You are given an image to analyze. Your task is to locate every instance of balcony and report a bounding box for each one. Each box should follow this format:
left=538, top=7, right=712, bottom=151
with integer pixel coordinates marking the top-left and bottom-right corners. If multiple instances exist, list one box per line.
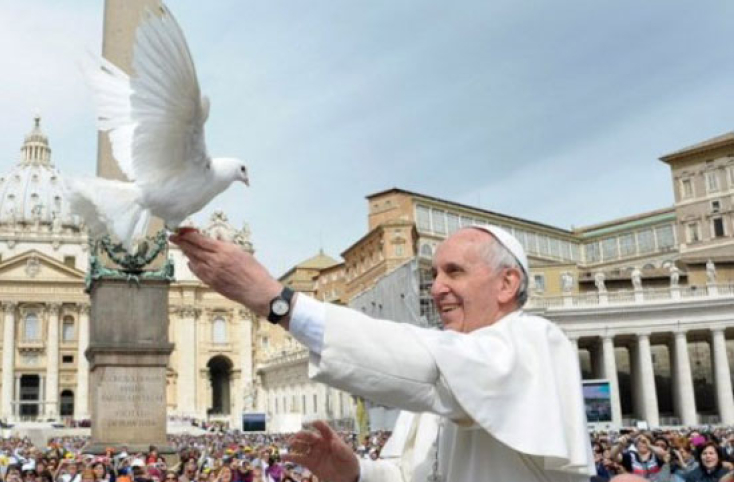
left=527, top=283, right=734, bottom=311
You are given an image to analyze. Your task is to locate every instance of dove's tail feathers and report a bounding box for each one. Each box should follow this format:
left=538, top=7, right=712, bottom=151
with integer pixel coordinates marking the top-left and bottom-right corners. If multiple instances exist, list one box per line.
left=131, top=208, right=152, bottom=246
left=80, top=52, right=136, bottom=181
left=66, top=177, right=145, bottom=251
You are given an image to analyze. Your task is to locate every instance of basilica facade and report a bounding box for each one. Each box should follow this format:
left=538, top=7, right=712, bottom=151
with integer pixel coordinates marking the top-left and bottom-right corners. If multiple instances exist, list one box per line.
left=0, top=118, right=295, bottom=428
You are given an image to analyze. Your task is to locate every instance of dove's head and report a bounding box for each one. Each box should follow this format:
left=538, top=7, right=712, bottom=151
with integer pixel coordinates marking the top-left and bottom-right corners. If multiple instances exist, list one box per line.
left=215, top=157, right=249, bottom=186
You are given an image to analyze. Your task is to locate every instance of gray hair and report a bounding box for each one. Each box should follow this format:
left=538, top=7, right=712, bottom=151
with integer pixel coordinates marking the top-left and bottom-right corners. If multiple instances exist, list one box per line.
left=478, top=236, right=529, bottom=307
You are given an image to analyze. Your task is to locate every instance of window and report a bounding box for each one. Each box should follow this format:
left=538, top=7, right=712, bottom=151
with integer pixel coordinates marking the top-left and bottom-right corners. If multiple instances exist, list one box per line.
left=525, top=232, right=537, bottom=254
left=549, top=237, right=561, bottom=258
left=686, top=223, right=701, bottom=243
left=63, top=256, right=75, bottom=268
left=538, top=236, right=550, bottom=256
left=533, top=275, right=545, bottom=292
left=706, top=171, right=719, bottom=193
left=420, top=244, right=432, bottom=258
left=680, top=178, right=693, bottom=198
left=302, top=395, right=306, bottom=414
left=60, top=390, right=74, bottom=417
left=712, top=200, right=721, bottom=213
left=62, top=316, right=75, bottom=342
left=24, top=313, right=40, bottom=341
left=619, top=233, right=636, bottom=257
left=713, top=218, right=725, bottom=238
left=446, top=213, right=459, bottom=234
left=585, top=242, right=600, bottom=263
left=602, top=237, right=618, bottom=261
left=212, top=317, right=227, bottom=344
left=313, top=394, right=318, bottom=413
left=275, top=398, right=279, bottom=414
left=395, top=244, right=404, bottom=257
left=655, top=225, right=675, bottom=249
left=62, top=355, right=74, bottom=364
left=416, top=205, right=431, bottom=231
left=637, top=229, right=655, bottom=254
left=729, top=166, right=734, bottom=187
left=431, top=209, right=447, bottom=235
left=570, top=244, right=581, bottom=262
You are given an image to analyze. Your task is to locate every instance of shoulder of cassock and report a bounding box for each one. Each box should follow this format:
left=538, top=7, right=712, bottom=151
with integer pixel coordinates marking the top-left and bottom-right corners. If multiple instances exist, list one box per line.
left=407, top=310, right=595, bottom=476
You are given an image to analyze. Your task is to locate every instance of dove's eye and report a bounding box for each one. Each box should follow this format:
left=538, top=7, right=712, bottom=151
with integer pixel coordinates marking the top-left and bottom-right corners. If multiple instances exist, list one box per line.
left=240, top=166, right=246, bottom=173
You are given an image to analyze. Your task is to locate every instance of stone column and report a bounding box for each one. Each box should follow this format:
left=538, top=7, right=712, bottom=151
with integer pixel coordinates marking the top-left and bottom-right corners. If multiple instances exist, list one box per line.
left=601, top=335, right=623, bottom=427
left=14, top=374, right=20, bottom=418
left=176, top=306, right=199, bottom=417
left=1, top=302, right=16, bottom=419
left=636, top=333, right=660, bottom=427
left=75, top=303, right=91, bottom=420
left=45, top=303, right=61, bottom=418
left=672, top=331, right=697, bottom=426
left=711, top=328, right=734, bottom=424
left=568, top=335, right=580, bottom=371
left=39, top=374, right=45, bottom=417
left=231, top=369, right=242, bottom=428
left=239, top=309, right=254, bottom=411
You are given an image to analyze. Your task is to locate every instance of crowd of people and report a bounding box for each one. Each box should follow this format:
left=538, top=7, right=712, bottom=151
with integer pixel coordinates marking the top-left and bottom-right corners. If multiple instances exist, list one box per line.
left=0, top=429, right=393, bottom=482
left=0, top=427, right=732, bottom=481
left=591, top=427, right=734, bottom=481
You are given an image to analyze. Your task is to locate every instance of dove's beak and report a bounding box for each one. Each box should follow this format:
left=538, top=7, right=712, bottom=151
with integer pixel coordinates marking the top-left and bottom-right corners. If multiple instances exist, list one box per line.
left=243, top=176, right=250, bottom=187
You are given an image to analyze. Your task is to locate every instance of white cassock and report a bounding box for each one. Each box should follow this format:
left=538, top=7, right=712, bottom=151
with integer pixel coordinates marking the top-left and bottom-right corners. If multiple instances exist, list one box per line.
left=290, top=297, right=595, bottom=482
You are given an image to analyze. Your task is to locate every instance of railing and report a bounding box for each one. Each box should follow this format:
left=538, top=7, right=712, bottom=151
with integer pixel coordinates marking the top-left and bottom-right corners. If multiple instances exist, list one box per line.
left=527, top=283, right=734, bottom=310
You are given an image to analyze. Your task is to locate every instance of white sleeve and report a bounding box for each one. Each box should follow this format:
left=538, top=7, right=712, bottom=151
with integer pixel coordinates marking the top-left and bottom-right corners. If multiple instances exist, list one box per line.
left=288, top=294, right=325, bottom=355
left=358, top=458, right=404, bottom=482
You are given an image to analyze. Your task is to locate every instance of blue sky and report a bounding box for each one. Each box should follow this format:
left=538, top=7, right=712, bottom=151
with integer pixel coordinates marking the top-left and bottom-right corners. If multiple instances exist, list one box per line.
left=1, top=1, right=734, bottom=276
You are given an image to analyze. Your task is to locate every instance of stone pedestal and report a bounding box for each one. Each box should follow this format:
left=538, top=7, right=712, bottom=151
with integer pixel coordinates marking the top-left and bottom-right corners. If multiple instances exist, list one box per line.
left=85, top=279, right=175, bottom=454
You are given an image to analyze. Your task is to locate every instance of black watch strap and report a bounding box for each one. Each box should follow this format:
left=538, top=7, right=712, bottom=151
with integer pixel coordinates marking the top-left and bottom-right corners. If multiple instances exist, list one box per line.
left=267, top=286, right=295, bottom=324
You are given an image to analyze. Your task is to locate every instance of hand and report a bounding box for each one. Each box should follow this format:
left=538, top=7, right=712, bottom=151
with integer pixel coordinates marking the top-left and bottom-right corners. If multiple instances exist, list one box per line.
left=282, top=421, right=360, bottom=482
left=170, top=232, right=282, bottom=317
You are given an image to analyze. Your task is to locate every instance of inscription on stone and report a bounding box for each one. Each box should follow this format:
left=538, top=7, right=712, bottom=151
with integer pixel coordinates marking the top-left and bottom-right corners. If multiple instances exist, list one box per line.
left=94, top=367, right=166, bottom=436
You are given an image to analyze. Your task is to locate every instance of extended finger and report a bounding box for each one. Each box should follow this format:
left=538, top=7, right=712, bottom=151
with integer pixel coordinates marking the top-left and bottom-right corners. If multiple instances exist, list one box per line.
left=310, top=421, right=335, bottom=443
left=172, top=231, right=220, bottom=253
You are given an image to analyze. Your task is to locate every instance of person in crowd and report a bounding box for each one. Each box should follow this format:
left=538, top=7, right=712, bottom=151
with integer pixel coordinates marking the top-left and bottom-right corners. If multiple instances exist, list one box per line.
left=610, top=432, right=670, bottom=479
left=683, top=442, right=729, bottom=482
left=172, top=224, right=594, bottom=482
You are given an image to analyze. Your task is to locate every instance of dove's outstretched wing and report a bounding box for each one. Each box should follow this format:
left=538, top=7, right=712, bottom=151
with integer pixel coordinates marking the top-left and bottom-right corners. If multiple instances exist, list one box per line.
left=86, top=4, right=210, bottom=188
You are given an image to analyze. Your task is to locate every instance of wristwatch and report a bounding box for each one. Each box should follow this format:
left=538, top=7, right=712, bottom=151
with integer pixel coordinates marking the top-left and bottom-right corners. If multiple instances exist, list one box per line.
left=267, top=286, right=295, bottom=324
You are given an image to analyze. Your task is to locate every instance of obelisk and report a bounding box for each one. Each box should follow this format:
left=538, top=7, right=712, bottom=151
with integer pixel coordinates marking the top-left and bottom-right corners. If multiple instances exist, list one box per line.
left=85, top=0, right=174, bottom=455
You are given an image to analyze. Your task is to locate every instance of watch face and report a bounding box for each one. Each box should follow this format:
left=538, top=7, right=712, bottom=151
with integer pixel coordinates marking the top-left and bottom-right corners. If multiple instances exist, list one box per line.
left=272, top=299, right=289, bottom=316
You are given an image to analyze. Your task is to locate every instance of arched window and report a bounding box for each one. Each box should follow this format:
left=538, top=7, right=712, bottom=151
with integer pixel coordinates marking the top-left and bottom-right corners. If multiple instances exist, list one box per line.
left=62, top=316, right=75, bottom=342
left=420, top=244, right=433, bottom=258
left=212, top=317, right=227, bottom=344
left=24, top=313, right=40, bottom=341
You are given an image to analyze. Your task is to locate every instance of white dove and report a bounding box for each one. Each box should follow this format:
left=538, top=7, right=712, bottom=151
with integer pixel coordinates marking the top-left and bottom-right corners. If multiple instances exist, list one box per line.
left=67, top=3, right=249, bottom=250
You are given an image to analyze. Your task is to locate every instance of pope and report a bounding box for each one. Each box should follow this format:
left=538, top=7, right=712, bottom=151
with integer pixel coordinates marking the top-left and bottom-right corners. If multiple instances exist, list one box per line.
left=171, top=225, right=595, bottom=482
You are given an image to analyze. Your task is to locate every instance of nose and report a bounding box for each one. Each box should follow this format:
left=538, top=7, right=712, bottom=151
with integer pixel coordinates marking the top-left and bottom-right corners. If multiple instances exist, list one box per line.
left=430, top=274, right=448, bottom=299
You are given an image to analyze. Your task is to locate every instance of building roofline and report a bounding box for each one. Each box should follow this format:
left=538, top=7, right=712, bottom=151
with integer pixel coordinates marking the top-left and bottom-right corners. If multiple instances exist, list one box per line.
left=366, top=187, right=573, bottom=235
left=575, top=207, right=676, bottom=236
left=659, top=132, right=734, bottom=163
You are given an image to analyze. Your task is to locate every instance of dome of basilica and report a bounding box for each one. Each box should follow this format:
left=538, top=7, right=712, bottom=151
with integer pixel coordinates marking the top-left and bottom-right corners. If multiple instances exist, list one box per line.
left=0, top=117, right=77, bottom=230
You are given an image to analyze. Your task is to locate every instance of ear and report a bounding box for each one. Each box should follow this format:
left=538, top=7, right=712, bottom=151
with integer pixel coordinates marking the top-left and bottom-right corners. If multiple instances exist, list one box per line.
left=497, top=268, right=522, bottom=305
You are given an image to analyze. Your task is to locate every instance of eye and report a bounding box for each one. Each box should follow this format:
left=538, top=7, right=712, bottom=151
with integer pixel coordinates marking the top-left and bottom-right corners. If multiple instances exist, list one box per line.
left=240, top=166, right=246, bottom=173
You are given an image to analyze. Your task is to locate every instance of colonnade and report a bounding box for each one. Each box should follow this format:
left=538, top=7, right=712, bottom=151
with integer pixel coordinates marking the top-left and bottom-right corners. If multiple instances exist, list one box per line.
left=573, top=327, right=734, bottom=427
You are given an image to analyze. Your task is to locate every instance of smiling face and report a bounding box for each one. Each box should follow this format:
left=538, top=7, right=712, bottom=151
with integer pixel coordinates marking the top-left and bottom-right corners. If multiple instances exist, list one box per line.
left=701, top=445, right=719, bottom=469
left=431, top=228, right=521, bottom=333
